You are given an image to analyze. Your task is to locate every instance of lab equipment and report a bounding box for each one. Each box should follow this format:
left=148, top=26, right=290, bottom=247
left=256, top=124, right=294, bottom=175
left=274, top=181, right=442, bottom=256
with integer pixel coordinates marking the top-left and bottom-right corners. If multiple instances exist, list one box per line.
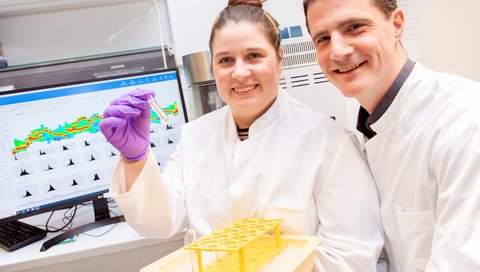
left=0, top=68, right=188, bottom=251
left=0, top=42, right=7, bottom=68
left=148, top=96, right=169, bottom=122
left=0, top=221, right=47, bottom=251
left=141, top=218, right=322, bottom=272
left=182, top=51, right=225, bottom=119
left=185, top=218, right=285, bottom=272
left=184, top=228, right=199, bottom=272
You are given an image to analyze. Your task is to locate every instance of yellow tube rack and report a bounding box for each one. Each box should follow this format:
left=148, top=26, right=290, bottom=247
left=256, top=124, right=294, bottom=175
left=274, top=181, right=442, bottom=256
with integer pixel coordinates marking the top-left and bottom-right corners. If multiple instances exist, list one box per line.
left=184, top=218, right=286, bottom=272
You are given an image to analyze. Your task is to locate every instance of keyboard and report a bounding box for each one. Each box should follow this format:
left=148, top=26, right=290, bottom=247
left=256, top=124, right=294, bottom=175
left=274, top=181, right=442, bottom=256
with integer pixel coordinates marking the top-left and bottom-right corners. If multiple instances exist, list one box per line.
left=0, top=221, right=47, bottom=251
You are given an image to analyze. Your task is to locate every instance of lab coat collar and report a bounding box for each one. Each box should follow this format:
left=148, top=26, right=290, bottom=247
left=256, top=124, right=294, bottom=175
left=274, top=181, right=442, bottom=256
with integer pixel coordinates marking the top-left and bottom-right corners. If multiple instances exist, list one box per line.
left=369, top=61, right=428, bottom=135
left=226, top=88, right=286, bottom=141
left=356, top=59, right=416, bottom=139
left=250, top=89, right=285, bottom=135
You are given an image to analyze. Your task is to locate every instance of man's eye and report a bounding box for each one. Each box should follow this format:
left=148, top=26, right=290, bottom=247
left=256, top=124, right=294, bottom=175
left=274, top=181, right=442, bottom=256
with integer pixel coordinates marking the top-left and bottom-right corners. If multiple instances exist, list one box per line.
left=316, top=36, right=330, bottom=45
left=348, top=23, right=363, bottom=31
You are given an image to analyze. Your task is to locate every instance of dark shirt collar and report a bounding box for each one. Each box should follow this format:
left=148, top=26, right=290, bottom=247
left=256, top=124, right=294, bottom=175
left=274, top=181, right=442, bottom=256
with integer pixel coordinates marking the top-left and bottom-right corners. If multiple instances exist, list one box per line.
left=356, top=59, right=416, bottom=139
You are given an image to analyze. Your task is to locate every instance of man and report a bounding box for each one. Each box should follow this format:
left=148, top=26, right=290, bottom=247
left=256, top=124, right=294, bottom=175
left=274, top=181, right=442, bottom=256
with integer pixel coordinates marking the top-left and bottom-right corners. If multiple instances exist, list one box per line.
left=303, top=0, right=480, bottom=271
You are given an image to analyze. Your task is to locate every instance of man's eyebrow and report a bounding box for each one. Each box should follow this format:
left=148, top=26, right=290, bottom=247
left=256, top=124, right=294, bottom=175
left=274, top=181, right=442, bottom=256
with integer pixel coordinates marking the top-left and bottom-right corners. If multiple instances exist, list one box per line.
left=311, top=17, right=370, bottom=41
left=311, top=30, right=328, bottom=42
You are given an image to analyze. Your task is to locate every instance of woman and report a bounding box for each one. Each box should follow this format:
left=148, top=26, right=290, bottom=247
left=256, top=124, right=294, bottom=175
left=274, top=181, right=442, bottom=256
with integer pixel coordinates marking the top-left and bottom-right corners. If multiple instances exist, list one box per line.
left=100, top=0, right=383, bottom=270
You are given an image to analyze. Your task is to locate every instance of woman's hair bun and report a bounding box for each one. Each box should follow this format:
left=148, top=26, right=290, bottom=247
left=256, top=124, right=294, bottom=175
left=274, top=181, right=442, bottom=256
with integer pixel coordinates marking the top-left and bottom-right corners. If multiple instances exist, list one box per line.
left=228, top=0, right=264, bottom=8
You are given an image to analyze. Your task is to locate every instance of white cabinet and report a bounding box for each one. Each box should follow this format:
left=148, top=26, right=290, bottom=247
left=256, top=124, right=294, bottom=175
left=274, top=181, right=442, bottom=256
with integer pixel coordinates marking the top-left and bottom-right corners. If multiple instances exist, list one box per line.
left=0, top=0, right=171, bottom=67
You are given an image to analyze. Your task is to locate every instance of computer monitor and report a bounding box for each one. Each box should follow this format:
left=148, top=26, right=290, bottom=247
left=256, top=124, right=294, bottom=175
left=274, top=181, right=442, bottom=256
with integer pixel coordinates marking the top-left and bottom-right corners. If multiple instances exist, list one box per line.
left=0, top=68, right=188, bottom=249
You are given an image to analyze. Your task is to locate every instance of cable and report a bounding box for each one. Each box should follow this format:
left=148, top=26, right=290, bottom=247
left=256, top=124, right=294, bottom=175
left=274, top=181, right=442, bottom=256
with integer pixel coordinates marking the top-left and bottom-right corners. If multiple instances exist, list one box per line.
left=38, top=199, right=121, bottom=239
left=80, top=209, right=120, bottom=238
left=42, top=205, right=77, bottom=233
left=153, top=0, right=168, bottom=68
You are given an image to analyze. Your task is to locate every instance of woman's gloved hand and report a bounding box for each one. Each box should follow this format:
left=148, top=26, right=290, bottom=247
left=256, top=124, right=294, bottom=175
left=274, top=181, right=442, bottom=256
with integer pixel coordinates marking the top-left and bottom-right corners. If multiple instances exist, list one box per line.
left=100, top=89, right=154, bottom=161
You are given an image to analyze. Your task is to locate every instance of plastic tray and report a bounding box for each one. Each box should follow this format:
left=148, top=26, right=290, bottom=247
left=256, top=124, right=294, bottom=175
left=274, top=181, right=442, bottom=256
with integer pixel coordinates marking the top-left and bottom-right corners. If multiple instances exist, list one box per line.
left=140, top=234, right=321, bottom=272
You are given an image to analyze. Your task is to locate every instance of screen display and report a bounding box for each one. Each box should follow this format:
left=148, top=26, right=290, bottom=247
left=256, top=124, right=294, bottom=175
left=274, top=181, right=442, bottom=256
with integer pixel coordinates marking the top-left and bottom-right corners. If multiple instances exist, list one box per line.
left=0, top=68, right=187, bottom=222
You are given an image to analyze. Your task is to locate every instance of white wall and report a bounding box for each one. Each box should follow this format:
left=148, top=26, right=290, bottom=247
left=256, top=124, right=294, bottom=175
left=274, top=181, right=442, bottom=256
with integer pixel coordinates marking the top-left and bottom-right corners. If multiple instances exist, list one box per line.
left=418, top=0, right=480, bottom=82
left=165, top=0, right=223, bottom=65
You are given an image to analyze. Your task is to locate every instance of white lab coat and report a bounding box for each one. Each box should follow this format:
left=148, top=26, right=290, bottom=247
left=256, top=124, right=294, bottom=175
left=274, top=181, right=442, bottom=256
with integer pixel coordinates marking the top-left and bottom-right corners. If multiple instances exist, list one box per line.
left=109, top=90, right=383, bottom=271
left=364, top=63, right=480, bottom=271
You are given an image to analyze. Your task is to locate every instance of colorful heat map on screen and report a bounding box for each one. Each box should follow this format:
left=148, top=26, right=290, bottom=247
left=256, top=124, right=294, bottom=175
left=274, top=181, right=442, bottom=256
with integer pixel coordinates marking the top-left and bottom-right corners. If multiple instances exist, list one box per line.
left=11, top=102, right=179, bottom=155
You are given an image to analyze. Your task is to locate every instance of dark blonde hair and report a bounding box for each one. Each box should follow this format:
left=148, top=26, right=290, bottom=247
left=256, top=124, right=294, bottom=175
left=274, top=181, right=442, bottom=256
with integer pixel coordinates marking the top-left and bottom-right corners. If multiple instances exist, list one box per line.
left=209, top=0, right=281, bottom=55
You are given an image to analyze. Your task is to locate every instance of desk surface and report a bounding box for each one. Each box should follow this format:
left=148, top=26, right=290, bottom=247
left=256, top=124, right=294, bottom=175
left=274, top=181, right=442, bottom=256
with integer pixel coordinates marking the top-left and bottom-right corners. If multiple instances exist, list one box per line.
left=0, top=222, right=184, bottom=272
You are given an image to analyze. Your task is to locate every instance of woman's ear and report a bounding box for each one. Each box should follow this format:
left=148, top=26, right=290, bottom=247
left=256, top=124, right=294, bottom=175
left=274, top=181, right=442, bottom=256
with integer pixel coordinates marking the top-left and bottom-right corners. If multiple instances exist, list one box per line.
left=278, top=46, right=284, bottom=60
left=278, top=47, right=284, bottom=72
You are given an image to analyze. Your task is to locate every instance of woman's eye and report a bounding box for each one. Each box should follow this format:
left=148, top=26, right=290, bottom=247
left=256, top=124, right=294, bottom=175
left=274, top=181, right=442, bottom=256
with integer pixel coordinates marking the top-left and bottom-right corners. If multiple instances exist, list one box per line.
left=249, top=53, right=261, bottom=59
left=219, top=57, right=233, bottom=64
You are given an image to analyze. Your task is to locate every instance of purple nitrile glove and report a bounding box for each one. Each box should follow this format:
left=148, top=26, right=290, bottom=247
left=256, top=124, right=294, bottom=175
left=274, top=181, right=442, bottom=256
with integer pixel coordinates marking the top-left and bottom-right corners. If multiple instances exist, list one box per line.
left=100, top=89, right=155, bottom=161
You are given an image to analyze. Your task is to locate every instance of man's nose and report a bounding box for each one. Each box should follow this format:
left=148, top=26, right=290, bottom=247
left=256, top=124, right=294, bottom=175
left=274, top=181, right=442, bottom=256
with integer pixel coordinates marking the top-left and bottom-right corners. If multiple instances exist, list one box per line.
left=330, top=33, right=353, bottom=61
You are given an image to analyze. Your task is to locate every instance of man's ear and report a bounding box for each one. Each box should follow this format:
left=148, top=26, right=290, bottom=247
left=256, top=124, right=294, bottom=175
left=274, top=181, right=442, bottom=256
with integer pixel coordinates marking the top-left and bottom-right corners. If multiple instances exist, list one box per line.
left=392, top=8, right=405, bottom=41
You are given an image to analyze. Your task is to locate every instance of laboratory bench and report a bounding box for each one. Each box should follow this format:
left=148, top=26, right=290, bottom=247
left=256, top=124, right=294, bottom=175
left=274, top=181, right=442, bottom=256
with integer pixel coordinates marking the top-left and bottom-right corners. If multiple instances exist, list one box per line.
left=0, top=218, right=184, bottom=272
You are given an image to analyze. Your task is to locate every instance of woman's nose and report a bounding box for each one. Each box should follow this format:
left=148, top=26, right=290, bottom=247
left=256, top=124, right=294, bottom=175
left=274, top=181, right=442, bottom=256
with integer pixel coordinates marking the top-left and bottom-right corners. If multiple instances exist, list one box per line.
left=232, top=61, right=251, bottom=79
